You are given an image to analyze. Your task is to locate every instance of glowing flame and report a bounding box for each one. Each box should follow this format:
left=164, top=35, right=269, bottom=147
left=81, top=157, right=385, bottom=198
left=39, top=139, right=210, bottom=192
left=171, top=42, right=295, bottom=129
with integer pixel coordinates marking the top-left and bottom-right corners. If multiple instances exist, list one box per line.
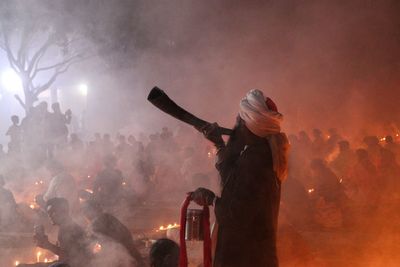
left=207, top=152, right=212, bottom=158
left=339, top=178, right=343, bottom=183
left=37, top=251, right=42, bottom=262
left=93, top=242, right=102, bottom=254
left=85, top=189, right=93, bottom=194
left=380, top=137, right=386, bottom=142
left=35, top=180, right=44, bottom=186
left=44, top=258, right=48, bottom=263
left=29, top=203, right=36, bottom=209
left=157, top=223, right=180, bottom=231
left=308, top=188, right=315, bottom=194
left=15, top=260, right=20, bottom=266
left=122, top=182, right=126, bottom=186
left=87, top=175, right=91, bottom=178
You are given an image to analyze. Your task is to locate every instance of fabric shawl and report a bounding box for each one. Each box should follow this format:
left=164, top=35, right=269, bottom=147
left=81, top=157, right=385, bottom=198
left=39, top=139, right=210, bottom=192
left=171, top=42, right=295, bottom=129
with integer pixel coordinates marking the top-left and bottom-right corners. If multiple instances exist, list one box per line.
left=239, top=89, right=290, bottom=181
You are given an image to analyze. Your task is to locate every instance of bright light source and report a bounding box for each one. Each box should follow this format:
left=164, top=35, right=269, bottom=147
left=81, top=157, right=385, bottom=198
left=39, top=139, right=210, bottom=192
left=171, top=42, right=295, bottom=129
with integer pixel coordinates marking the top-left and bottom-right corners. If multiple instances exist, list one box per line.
left=1, top=69, right=22, bottom=93
left=79, top=83, right=88, bottom=96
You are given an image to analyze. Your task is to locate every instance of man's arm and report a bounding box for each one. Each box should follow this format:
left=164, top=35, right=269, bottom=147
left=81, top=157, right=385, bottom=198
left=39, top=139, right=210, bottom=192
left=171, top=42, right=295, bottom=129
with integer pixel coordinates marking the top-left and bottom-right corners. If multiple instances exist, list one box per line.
left=34, top=234, right=65, bottom=258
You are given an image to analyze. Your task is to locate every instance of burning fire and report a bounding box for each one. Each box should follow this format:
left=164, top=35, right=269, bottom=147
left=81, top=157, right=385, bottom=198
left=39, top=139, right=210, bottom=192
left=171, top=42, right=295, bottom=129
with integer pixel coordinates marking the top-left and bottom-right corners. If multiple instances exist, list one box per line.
left=85, top=189, right=93, bottom=194
left=308, top=188, right=315, bottom=194
left=15, top=260, right=19, bottom=266
left=157, top=223, right=180, bottom=232
left=122, top=181, right=126, bottom=186
left=93, top=242, right=102, bottom=254
left=36, top=251, right=42, bottom=262
left=35, top=180, right=44, bottom=186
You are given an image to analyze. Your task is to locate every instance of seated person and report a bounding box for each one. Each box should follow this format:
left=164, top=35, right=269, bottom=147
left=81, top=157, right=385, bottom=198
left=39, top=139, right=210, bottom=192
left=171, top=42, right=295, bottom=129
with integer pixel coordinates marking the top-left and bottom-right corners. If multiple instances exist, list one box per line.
left=19, top=198, right=91, bottom=267
left=81, top=200, right=144, bottom=265
left=150, top=238, right=179, bottom=267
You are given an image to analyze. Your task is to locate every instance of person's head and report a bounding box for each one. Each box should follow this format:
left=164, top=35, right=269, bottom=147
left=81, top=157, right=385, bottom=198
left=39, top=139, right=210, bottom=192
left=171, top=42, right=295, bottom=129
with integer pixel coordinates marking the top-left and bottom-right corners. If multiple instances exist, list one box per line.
left=385, top=135, right=394, bottom=144
left=150, top=238, right=179, bottom=267
left=338, top=140, right=350, bottom=152
left=298, top=131, right=309, bottom=141
left=81, top=199, right=102, bottom=221
left=312, top=129, right=322, bottom=139
left=11, top=115, right=19, bottom=125
left=103, top=133, right=111, bottom=141
left=236, top=89, right=281, bottom=143
left=46, top=198, right=70, bottom=226
left=38, top=101, right=48, bottom=113
left=51, top=102, right=61, bottom=113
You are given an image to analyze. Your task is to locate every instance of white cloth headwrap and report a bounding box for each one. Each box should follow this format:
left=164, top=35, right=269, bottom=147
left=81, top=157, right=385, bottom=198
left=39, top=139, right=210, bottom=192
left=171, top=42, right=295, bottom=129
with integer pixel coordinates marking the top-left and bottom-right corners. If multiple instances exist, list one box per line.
left=239, top=89, right=290, bottom=181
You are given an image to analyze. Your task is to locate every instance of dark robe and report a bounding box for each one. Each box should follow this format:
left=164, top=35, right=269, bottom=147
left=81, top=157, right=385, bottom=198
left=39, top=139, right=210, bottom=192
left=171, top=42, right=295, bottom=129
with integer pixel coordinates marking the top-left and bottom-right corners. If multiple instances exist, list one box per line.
left=90, top=213, right=144, bottom=265
left=214, top=138, right=280, bottom=267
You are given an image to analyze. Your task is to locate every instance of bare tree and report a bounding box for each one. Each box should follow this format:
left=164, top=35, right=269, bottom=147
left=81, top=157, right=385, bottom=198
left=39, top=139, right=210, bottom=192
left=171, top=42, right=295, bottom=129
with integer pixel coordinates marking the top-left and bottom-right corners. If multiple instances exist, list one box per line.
left=0, top=1, right=89, bottom=112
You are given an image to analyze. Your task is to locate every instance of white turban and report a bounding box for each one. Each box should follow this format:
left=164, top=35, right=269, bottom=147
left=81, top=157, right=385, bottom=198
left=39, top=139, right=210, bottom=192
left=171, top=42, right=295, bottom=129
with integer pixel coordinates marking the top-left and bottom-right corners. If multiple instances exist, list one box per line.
left=239, top=89, right=290, bottom=181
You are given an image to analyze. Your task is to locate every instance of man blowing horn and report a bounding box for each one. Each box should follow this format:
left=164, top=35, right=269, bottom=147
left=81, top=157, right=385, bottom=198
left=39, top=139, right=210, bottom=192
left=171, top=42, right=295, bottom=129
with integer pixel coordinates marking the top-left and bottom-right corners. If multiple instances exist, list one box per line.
left=191, top=89, right=290, bottom=267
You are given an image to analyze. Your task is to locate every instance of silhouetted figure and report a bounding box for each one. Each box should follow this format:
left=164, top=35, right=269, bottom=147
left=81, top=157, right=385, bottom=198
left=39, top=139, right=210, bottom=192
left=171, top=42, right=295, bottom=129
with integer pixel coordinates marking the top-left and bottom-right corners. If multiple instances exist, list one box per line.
left=326, top=128, right=342, bottom=155
left=0, top=174, right=18, bottom=229
left=69, top=133, right=84, bottom=152
left=102, top=133, right=114, bottom=156
left=191, top=90, right=289, bottom=267
left=6, top=115, right=22, bottom=154
left=81, top=200, right=145, bottom=266
left=330, top=140, right=355, bottom=178
left=310, top=159, right=345, bottom=228
left=21, top=198, right=91, bottom=267
left=378, top=148, right=400, bottom=201
left=43, top=161, right=78, bottom=212
left=311, top=128, right=326, bottom=158
left=363, top=136, right=382, bottom=165
left=384, top=135, right=400, bottom=157
left=150, top=238, right=179, bottom=267
left=93, top=155, right=124, bottom=209
left=348, top=149, right=378, bottom=205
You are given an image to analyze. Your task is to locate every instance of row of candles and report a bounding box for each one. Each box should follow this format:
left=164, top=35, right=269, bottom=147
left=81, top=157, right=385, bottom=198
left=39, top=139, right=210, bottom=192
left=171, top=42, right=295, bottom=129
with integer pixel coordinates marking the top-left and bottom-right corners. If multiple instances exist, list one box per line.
left=15, top=250, right=57, bottom=266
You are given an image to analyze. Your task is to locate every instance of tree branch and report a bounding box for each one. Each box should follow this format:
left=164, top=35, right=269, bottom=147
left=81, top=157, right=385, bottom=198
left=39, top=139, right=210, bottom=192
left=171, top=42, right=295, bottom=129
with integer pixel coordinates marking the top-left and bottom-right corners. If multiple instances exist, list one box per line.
left=14, top=94, right=27, bottom=111
left=33, top=61, right=76, bottom=97
left=35, top=53, right=82, bottom=72
left=1, top=26, right=22, bottom=73
left=27, top=37, right=53, bottom=75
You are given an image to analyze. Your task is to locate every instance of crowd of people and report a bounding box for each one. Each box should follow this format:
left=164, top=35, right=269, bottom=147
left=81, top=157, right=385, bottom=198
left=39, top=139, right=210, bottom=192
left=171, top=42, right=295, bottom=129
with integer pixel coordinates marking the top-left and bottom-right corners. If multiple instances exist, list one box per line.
left=0, top=102, right=216, bottom=267
left=1, top=101, right=400, bottom=266
left=283, top=129, right=400, bottom=230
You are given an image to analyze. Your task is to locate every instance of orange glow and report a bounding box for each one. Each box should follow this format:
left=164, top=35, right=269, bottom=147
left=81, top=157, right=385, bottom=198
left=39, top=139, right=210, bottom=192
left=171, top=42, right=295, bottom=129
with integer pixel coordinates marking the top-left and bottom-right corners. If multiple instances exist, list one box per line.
left=93, top=242, right=102, bottom=254
left=157, top=223, right=180, bottom=231
left=308, top=188, right=315, bottom=194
